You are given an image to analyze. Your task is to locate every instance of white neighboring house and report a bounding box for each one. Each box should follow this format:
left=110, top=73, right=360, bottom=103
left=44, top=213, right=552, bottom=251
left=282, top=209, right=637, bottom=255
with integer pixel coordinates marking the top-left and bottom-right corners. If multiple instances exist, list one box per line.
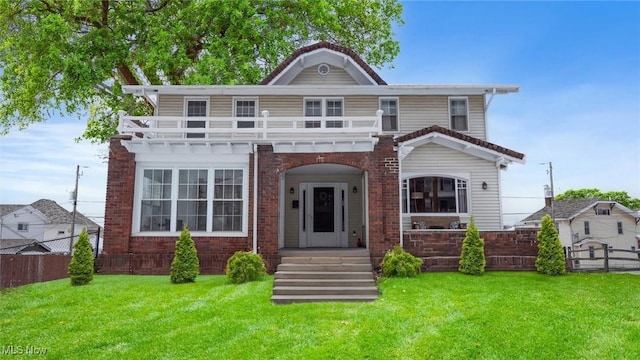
left=0, top=199, right=101, bottom=255
left=522, top=198, right=640, bottom=269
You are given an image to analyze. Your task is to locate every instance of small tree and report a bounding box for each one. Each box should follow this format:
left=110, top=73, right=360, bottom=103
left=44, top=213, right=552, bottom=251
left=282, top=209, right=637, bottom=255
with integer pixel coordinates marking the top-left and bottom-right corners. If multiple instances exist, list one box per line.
left=170, top=227, right=200, bottom=284
left=68, top=228, right=94, bottom=285
left=536, top=214, right=566, bottom=275
left=458, top=217, right=485, bottom=275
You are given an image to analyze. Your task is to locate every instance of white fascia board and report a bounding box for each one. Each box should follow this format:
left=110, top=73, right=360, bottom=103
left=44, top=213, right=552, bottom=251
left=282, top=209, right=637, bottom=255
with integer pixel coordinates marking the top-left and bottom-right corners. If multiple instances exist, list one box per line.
left=122, top=84, right=520, bottom=97
left=402, top=133, right=525, bottom=165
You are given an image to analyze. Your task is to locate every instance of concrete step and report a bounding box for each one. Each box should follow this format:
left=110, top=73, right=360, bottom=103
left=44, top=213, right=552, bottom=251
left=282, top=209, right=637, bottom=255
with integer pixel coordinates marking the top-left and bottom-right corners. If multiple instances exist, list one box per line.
left=278, top=249, right=370, bottom=257
left=277, top=263, right=372, bottom=272
left=274, top=271, right=375, bottom=280
left=274, top=278, right=376, bottom=287
left=271, top=294, right=378, bottom=304
left=272, top=286, right=379, bottom=296
left=280, top=256, right=372, bottom=264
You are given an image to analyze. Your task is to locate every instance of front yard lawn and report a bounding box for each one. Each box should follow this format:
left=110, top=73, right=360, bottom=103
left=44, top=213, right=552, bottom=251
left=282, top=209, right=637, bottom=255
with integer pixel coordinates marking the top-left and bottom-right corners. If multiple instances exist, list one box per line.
left=1, top=272, right=639, bottom=359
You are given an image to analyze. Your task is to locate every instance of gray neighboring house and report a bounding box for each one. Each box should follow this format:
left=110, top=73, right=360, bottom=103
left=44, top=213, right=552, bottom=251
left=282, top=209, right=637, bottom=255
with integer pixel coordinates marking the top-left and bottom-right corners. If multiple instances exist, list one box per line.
left=522, top=198, right=640, bottom=269
left=0, top=199, right=101, bottom=254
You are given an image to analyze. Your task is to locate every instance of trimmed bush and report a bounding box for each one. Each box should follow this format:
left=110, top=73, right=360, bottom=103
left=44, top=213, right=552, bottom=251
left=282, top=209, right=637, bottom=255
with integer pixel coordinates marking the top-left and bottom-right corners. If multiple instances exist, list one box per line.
left=380, top=245, right=423, bottom=277
left=68, top=228, right=94, bottom=286
left=170, top=227, right=200, bottom=284
left=536, top=214, right=566, bottom=275
left=226, top=251, right=267, bottom=284
left=459, top=217, right=486, bottom=275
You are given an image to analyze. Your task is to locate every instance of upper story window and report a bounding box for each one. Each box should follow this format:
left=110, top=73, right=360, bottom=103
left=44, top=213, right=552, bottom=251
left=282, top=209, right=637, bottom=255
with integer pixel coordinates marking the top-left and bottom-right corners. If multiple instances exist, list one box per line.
left=595, top=208, right=610, bottom=216
left=402, top=176, right=468, bottom=214
left=138, top=167, right=246, bottom=234
left=380, top=98, right=398, bottom=131
left=584, top=221, right=590, bottom=235
left=234, top=98, right=257, bottom=128
left=449, top=97, right=468, bottom=131
left=17, top=223, right=28, bottom=231
left=184, top=97, right=209, bottom=138
left=617, top=222, right=623, bottom=234
left=304, top=98, right=343, bottom=128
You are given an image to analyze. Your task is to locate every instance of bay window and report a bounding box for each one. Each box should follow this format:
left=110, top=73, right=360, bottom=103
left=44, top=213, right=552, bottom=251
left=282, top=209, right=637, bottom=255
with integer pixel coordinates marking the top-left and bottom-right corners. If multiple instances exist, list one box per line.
left=402, top=176, right=469, bottom=214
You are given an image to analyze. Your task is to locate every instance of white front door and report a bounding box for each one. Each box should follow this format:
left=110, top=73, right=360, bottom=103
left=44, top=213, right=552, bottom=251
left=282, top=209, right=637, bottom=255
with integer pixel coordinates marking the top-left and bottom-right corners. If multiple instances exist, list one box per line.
left=299, top=183, right=348, bottom=248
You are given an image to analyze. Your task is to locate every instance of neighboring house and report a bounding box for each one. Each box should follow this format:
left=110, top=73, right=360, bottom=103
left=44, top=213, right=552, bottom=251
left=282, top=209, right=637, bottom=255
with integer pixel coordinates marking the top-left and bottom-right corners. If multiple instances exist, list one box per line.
left=522, top=198, right=640, bottom=269
left=102, top=42, right=525, bottom=273
left=0, top=199, right=100, bottom=254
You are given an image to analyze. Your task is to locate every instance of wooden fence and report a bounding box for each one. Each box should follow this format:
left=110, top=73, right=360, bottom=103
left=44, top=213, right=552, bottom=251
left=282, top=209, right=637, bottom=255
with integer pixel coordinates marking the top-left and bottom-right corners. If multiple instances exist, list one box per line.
left=0, top=254, right=71, bottom=288
left=566, top=244, right=640, bottom=272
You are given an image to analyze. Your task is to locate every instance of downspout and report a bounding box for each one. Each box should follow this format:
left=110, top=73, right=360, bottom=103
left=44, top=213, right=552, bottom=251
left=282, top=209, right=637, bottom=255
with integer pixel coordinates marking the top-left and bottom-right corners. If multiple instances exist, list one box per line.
left=398, top=144, right=404, bottom=247
left=253, top=144, right=258, bottom=254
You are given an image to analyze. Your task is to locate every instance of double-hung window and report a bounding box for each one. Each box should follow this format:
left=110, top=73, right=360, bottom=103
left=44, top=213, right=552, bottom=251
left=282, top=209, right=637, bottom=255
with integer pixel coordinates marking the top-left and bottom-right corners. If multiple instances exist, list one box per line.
left=304, top=98, right=343, bottom=128
left=185, top=97, right=209, bottom=138
left=449, top=97, right=468, bottom=131
left=137, top=166, right=246, bottom=234
left=380, top=98, right=398, bottom=131
left=17, top=223, right=29, bottom=231
left=234, top=98, right=256, bottom=128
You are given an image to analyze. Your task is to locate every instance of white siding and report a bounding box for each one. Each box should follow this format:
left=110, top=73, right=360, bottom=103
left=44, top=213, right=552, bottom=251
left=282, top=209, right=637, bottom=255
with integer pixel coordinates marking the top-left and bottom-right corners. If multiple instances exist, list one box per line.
left=401, top=143, right=501, bottom=230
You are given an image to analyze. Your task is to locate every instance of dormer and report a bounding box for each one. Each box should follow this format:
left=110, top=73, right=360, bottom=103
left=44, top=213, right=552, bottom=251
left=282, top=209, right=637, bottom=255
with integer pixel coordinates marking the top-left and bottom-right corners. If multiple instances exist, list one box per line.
left=260, top=41, right=387, bottom=86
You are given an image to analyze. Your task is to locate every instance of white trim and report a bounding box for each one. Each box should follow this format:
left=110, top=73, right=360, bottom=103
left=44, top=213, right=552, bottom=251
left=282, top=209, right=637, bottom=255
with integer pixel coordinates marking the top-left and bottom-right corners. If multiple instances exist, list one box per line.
left=303, top=97, right=345, bottom=117
left=448, top=96, right=469, bottom=132
left=379, top=97, right=399, bottom=133
left=400, top=174, right=471, bottom=216
left=232, top=96, right=259, bottom=117
left=184, top=96, right=210, bottom=138
left=124, top=84, right=520, bottom=97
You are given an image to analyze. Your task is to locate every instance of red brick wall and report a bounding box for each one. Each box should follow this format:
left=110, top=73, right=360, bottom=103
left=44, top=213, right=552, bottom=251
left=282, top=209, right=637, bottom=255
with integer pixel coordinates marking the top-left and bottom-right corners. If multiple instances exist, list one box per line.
left=399, top=229, right=539, bottom=271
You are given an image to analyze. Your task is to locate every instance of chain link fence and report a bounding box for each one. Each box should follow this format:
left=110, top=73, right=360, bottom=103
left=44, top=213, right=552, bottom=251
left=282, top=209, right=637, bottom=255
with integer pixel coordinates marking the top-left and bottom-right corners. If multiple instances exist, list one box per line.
left=0, top=229, right=101, bottom=257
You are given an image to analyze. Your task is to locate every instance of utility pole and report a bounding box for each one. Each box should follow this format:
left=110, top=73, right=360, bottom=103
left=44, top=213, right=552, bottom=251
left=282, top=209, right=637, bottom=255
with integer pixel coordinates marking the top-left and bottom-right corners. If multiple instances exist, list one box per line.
left=69, top=165, right=88, bottom=252
left=545, top=162, right=555, bottom=222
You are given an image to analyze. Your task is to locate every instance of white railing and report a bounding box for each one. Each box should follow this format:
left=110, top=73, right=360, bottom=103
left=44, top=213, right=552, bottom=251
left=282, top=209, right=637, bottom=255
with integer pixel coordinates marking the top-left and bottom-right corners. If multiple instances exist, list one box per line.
left=117, top=110, right=384, bottom=140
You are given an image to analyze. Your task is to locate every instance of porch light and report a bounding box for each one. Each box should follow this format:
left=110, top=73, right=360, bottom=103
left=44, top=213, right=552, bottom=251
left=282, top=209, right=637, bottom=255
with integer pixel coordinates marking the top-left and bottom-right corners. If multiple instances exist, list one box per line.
left=352, top=186, right=358, bottom=193
left=289, top=187, right=295, bottom=194
left=482, top=181, right=488, bottom=190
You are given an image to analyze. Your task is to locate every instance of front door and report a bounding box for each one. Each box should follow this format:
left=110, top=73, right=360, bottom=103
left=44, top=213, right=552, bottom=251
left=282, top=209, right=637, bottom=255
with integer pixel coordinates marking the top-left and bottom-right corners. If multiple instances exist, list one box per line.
left=299, top=183, right=348, bottom=247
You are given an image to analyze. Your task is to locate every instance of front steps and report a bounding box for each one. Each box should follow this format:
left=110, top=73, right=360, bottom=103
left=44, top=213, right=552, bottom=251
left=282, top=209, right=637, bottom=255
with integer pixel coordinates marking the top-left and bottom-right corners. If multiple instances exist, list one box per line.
left=271, top=249, right=378, bottom=304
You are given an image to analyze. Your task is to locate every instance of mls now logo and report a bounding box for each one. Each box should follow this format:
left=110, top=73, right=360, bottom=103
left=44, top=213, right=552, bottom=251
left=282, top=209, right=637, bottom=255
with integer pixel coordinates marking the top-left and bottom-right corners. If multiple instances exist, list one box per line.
left=2, top=345, right=47, bottom=355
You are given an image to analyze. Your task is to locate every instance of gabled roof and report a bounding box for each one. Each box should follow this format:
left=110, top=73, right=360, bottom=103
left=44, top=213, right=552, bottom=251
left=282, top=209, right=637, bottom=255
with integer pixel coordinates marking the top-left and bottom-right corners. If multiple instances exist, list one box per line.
left=0, top=199, right=100, bottom=230
left=395, top=125, right=525, bottom=167
left=260, top=41, right=387, bottom=86
left=522, top=198, right=639, bottom=222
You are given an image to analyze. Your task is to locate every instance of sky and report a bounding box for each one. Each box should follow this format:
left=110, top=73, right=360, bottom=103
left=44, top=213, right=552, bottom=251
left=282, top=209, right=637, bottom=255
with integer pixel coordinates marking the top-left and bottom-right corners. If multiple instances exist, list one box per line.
left=0, top=1, right=639, bottom=227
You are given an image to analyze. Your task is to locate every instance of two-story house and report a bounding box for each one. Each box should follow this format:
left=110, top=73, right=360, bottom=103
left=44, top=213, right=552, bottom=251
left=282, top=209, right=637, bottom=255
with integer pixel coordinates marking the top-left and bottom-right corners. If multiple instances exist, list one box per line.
left=522, top=198, right=640, bottom=269
left=0, top=199, right=100, bottom=254
left=101, top=42, right=525, bottom=273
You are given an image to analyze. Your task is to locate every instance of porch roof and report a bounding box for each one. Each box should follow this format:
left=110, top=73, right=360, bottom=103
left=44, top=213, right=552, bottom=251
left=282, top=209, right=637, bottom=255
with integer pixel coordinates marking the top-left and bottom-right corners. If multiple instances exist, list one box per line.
left=396, top=125, right=525, bottom=168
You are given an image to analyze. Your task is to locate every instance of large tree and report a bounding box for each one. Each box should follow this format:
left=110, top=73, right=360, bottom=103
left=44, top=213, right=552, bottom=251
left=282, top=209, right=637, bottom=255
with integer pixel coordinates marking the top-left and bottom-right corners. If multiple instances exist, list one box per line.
left=0, top=0, right=403, bottom=143
left=556, top=188, right=640, bottom=211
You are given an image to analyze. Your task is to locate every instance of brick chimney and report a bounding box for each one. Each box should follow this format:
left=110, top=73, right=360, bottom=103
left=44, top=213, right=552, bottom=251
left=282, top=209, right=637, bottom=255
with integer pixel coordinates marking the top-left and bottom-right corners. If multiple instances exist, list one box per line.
left=544, top=185, right=553, bottom=207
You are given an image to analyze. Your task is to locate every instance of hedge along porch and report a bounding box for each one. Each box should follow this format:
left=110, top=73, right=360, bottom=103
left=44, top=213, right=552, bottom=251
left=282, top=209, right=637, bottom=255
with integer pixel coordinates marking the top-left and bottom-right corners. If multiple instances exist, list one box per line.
left=98, top=135, right=400, bottom=274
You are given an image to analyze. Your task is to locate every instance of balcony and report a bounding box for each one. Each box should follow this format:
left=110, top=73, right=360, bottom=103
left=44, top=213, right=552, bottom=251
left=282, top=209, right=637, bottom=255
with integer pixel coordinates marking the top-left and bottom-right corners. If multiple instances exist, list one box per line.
left=117, top=110, right=384, bottom=155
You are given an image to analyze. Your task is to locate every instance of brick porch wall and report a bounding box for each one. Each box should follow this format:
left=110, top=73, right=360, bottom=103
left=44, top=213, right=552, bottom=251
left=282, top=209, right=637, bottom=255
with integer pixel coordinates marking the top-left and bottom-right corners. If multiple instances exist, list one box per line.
left=397, top=229, right=539, bottom=271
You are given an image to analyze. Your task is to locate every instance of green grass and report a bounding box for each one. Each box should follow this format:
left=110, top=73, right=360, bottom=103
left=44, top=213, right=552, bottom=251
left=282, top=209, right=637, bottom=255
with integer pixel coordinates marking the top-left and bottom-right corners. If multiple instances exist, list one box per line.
left=1, top=272, right=639, bottom=359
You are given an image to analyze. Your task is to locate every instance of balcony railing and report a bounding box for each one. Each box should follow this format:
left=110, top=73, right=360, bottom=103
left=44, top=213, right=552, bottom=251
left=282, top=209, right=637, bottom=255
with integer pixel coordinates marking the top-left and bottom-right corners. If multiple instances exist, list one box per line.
left=118, top=110, right=384, bottom=141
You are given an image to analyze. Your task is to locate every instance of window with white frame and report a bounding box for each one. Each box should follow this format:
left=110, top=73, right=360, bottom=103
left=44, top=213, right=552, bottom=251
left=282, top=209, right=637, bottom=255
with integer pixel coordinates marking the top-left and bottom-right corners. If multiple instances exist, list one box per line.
left=449, top=97, right=468, bottom=131
left=137, top=167, right=246, bottom=233
left=584, top=221, right=590, bottom=235
left=185, top=97, right=209, bottom=138
left=17, top=223, right=28, bottom=231
left=234, top=98, right=256, bottom=128
left=304, top=98, right=343, bottom=128
left=380, top=98, right=398, bottom=131
left=402, top=176, right=468, bottom=214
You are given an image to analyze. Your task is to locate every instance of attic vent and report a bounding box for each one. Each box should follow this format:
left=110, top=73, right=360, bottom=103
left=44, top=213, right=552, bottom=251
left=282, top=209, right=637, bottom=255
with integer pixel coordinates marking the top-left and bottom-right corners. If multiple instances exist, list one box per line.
left=317, top=63, right=330, bottom=77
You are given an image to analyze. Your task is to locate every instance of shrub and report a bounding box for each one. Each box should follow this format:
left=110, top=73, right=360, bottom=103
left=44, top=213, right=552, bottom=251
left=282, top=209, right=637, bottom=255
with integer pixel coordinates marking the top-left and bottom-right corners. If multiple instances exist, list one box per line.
left=170, top=227, right=200, bottom=284
left=458, top=217, right=486, bottom=275
left=380, top=245, right=423, bottom=277
left=226, top=251, right=267, bottom=284
left=68, top=228, right=94, bottom=286
left=536, top=214, right=566, bottom=275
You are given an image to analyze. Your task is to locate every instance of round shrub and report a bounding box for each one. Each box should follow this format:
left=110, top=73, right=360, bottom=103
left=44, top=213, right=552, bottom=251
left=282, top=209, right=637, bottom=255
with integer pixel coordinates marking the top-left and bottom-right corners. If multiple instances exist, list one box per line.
left=226, top=251, right=267, bottom=284
left=170, top=227, right=200, bottom=284
left=380, top=245, right=423, bottom=277
left=68, top=228, right=94, bottom=286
